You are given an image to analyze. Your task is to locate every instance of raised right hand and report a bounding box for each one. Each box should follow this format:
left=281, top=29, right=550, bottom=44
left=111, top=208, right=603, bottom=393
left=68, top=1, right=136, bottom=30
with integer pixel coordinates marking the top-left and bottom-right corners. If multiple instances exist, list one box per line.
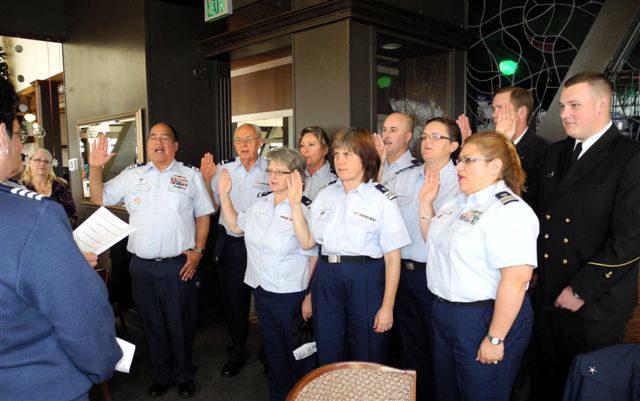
left=419, top=165, right=441, bottom=206
left=456, top=114, right=472, bottom=143
left=287, top=170, right=304, bottom=205
left=89, top=134, right=116, bottom=168
left=200, top=152, right=217, bottom=182
left=218, top=169, right=232, bottom=195
left=372, top=132, right=387, bottom=164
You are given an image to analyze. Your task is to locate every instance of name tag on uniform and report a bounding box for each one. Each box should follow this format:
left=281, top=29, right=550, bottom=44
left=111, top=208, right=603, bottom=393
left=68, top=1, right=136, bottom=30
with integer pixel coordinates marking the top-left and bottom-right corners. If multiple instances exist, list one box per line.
left=459, top=209, right=483, bottom=225
left=170, top=175, right=189, bottom=190
left=354, top=211, right=376, bottom=222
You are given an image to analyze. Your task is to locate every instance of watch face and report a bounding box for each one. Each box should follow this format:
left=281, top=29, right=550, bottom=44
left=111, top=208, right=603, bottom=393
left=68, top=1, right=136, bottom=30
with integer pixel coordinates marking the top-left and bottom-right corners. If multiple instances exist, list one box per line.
left=491, top=337, right=500, bottom=345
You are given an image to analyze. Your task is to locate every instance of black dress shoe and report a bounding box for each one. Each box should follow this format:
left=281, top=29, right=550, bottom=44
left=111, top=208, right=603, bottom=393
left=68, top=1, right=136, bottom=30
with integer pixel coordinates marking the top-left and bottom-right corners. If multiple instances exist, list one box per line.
left=177, top=381, right=196, bottom=398
left=220, top=361, right=243, bottom=378
left=147, top=382, right=171, bottom=398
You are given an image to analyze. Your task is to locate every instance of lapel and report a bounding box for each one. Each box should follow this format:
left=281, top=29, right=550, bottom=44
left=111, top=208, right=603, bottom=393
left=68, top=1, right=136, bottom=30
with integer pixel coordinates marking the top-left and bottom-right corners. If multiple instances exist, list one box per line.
left=552, top=127, right=619, bottom=198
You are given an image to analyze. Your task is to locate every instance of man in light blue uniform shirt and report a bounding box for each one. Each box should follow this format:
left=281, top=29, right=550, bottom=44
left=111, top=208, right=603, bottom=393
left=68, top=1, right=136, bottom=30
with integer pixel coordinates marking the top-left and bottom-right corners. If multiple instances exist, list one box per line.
left=90, top=122, right=213, bottom=398
left=201, top=123, right=270, bottom=378
left=374, top=112, right=418, bottom=186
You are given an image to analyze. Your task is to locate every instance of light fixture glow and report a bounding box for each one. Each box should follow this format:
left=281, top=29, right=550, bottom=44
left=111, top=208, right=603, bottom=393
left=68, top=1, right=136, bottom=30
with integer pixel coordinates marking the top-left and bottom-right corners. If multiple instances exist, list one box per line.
left=499, top=59, right=518, bottom=76
left=381, top=43, right=403, bottom=50
left=24, top=113, right=36, bottom=123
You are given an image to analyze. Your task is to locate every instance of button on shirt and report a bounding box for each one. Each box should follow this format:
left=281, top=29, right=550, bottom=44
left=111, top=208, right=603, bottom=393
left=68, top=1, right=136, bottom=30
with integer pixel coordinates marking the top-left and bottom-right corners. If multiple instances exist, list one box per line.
left=302, top=161, right=337, bottom=200
left=310, top=180, right=411, bottom=258
left=238, top=193, right=317, bottom=293
left=211, top=157, right=270, bottom=237
left=380, top=150, right=415, bottom=187
left=427, top=180, right=539, bottom=302
left=391, top=160, right=461, bottom=262
left=102, top=161, right=214, bottom=259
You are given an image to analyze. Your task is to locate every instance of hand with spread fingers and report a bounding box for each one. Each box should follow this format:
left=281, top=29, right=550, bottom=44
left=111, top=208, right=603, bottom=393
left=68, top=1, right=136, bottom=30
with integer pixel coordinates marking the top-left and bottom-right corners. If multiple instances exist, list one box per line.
left=287, top=170, right=304, bottom=206
left=218, top=169, right=232, bottom=195
left=372, top=132, right=387, bottom=165
left=89, top=134, right=116, bottom=168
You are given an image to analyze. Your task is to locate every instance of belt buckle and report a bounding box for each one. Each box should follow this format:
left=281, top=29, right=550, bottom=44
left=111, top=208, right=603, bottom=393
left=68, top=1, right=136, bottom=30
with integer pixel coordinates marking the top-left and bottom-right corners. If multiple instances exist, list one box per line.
left=404, top=261, right=415, bottom=271
left=328, top=255, right=340, bottom=264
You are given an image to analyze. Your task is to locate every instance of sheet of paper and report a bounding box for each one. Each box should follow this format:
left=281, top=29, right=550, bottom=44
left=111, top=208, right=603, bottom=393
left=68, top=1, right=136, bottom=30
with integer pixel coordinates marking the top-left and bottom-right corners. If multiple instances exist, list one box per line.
left=115, top=337, right=135, bottom=373
left=73, top=206, right=135, bottom=255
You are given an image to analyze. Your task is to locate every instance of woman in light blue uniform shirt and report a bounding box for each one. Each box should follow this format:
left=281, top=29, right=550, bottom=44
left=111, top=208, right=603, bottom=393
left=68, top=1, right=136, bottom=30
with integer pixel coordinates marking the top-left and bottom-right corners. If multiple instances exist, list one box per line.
left=218, top=147, right=316, bottom=401
left=419, top=132, right=539, bottom=401
left=291, top=127, right=411, bottom=365
left=298, top=126, right=337, bottom=200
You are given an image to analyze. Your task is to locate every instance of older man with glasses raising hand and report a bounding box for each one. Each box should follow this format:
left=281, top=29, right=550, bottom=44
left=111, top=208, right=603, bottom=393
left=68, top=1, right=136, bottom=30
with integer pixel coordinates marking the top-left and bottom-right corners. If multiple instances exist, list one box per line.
left=200, top=123, right=270, bottom=378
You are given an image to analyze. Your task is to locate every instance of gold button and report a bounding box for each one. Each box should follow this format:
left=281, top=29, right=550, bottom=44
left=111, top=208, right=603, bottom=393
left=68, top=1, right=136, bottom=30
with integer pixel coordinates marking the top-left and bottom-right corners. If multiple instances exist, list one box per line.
left=565, top=218, right=571, bottom=223
left=545, top=214, right=551, bottom=220
left=605, top=271, right=613, bottom=278
left=563, top=238, right=568, bottom=244
left=562, top=259, right=568, bottom=265
left=544, top=253, right=549, bottom=259
left=544, top=234, right=549, bottom=239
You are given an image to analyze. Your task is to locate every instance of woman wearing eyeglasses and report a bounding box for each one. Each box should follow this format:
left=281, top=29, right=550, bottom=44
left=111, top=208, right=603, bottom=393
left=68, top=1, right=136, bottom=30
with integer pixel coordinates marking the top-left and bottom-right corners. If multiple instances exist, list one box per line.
left=21, top=147, right=78, bottom=228
left=419, top=132, right=539, bottom=401
left=218, top=147, right=316, bottom=401
left=298, top=126, right=337, bottom=200
left=290, top=127, right=411, bottom=365
left=386, top=117, right=462, bottom=401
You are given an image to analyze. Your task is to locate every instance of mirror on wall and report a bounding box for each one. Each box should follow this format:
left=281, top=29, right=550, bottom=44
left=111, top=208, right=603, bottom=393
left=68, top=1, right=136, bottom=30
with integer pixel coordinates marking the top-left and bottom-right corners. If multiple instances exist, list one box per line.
left=77, top=109, right=144, bottom=201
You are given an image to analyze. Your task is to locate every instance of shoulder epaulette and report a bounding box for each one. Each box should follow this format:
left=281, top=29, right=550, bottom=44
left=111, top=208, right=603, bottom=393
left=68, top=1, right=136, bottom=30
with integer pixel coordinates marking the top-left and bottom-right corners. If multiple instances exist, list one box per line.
left=257, top=191, right=272, bottom=198
left=375, top=183, right=397, bottom=200
left=327, top=179, right=337, bottom=186
left=220, top=158, right=234, bottom=165
left=396, top=159, right=423, bottom=175
left=127, top=162, right=146, bottom=170
left=330, top=167, right=336, bottom=175
left=0, top=184, right=46, bottom=201
left=495, top=191, right=518, bottom=205
left=301, top=196, right=312, bottom=207
left=183, top=163, right=200, bottom=172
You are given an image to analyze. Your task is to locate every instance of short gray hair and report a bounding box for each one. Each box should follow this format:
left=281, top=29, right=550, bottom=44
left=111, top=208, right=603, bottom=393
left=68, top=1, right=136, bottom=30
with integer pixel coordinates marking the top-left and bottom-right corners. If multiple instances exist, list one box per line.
left=234, top=123, right=262, bottom=139
left=267, top=147, right=306, bottom=177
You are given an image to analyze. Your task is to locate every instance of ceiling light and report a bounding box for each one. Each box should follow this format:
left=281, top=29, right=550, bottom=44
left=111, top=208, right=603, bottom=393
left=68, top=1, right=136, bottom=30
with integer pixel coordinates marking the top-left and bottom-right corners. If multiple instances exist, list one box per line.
left=381, top=43, right=403, bottom=50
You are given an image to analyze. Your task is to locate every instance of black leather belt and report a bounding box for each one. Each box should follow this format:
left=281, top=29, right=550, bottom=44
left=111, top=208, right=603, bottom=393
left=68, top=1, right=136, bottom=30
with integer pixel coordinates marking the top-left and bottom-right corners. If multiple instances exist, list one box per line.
left=401, top=259, right=426, bottom=271
left=321, top=255, right=379, bottom=264
left=435, top=296, right=494, bottom=307
left=137, top=255, right=185, bottom=263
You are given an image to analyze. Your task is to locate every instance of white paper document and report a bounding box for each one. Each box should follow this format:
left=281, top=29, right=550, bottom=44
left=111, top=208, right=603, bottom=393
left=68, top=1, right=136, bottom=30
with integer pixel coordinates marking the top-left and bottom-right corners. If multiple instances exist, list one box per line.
left=73, top=206, right=135, bottom=255
left=115, top=337, right=136, bottom=373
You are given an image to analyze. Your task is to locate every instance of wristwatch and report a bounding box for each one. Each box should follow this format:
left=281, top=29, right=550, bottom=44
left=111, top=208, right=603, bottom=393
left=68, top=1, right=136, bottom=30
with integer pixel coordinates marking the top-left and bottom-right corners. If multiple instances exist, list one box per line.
left=486, top=334, right=504, bottom=345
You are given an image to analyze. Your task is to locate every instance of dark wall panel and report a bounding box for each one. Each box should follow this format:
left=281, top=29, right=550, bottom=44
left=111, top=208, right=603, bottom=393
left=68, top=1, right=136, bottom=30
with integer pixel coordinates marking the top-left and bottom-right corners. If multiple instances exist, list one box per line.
left=145, top=0, right=224, bottom=167
left=376, top=0, right=466, bottom=28
left=231, top=64, right=293, bottom=116
left=1, top=0, right=66, bottom=40
left=63, top=0, right=148, bottom=220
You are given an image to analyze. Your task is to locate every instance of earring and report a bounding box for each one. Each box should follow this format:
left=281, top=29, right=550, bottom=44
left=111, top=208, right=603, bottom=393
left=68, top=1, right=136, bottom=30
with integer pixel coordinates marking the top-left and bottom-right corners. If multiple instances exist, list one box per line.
left=0, top=148, right=8, bottom=156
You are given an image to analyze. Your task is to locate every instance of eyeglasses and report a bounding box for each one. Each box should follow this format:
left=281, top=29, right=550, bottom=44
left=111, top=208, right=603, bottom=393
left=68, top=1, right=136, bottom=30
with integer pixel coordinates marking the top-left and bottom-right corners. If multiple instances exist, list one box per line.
left=420, top=134, right=452, bottom=142
left=148, top=134, right=175, bottom=142
left=233, top=136, right=260, bottom=144
left=456, top=156, right=492, bottom=165
left=266, top=169, right=292, bottom=177
left=31, top=158, right=51, bottom=164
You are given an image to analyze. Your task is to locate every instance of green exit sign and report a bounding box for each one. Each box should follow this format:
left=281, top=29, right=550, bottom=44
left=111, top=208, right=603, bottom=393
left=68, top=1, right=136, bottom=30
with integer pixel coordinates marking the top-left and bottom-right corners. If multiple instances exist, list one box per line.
left=205, top=0, right=232, bottom=22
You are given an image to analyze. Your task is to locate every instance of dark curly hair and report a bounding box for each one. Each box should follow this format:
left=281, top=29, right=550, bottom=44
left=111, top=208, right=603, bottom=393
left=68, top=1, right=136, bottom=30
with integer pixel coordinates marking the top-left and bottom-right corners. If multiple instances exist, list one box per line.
left=0, top=78, right=18, bottom=137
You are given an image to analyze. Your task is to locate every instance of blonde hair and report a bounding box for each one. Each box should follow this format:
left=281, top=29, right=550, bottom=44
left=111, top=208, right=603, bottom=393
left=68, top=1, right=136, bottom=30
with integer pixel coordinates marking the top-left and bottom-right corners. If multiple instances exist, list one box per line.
left=21, top=148, right=67, bottom=186
left=464, top=132, right=526, bottom=195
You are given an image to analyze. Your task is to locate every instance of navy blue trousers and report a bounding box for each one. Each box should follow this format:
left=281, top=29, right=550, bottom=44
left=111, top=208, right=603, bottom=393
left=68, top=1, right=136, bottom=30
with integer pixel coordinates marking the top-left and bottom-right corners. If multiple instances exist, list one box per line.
left=431, top=296, right=533, bottom=401
left=129, top=255, right=199, bottom=384
left=395, top=267, right=436, bottom=401
left=253, top=287, right=306, bottom=401
left=311, top=258, right=389, bottom=364
left=218, top=235, right=252, bottom=364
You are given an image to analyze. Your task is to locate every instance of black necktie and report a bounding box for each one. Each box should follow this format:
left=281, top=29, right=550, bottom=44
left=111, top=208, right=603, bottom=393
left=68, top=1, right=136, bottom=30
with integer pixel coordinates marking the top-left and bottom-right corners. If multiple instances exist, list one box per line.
left=568, top=142, right=582, bottom=170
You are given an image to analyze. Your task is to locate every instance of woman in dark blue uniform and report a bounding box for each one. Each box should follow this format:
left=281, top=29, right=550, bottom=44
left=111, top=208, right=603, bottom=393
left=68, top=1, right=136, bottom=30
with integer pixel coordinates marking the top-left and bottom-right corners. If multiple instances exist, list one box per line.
left=291, top=127, right=411, bottom=365
left=419, top=132, right=538, bottom=401
left=218, top=147, right=316, bottom=401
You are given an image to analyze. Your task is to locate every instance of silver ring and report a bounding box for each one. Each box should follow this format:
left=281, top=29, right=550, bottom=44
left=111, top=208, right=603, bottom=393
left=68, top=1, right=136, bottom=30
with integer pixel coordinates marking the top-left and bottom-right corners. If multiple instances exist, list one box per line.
left=493, top=361, right=498, bottom=365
